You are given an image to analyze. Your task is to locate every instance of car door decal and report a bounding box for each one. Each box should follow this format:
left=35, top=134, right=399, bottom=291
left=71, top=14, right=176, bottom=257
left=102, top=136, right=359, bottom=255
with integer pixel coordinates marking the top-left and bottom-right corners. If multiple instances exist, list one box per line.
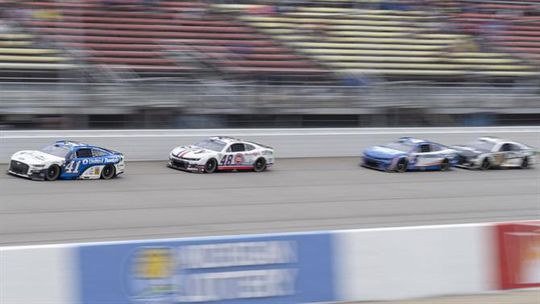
left=220, top=154, right=234, bottom=166
left=234, top=153, right=245, bottom=165
left=493, top=153, right=505, bottom=165
left=415, top=153, right=443, bottom=167
left=64, top=160, right=81, bottom=174
left=220, top=153, right=247, bottom=166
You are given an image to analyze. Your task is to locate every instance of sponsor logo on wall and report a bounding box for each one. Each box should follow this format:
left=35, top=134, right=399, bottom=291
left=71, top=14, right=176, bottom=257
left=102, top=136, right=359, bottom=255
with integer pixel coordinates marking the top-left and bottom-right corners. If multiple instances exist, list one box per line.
left=78, top=233, right=335, bottom=304
left=130, top=242, right=298, bottom=302
left=496, top=222, right=540, bottom=289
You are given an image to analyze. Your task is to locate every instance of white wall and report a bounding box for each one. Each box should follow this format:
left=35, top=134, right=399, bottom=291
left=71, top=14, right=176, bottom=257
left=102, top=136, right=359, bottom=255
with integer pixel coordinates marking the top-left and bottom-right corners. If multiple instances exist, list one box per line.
left=1, top=127, right=539, bottom=162
left=334, top=224, right=497, bottom=301
left=0, top=245, right=77, bottom=304
left=0, top=223, right=514, bottom=303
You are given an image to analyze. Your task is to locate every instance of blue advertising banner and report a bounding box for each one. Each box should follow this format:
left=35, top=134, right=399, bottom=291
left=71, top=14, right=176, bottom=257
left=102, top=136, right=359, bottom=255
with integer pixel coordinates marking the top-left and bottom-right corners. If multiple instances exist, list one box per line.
left=77, top=232, right=336, bottom=304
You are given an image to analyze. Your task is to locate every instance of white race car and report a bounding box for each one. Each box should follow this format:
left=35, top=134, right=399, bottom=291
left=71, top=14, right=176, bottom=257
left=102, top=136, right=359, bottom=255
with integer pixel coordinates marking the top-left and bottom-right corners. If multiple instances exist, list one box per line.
left=168, top=137, right=274, bottom=173
left=452, top=137, right=537, bottom=170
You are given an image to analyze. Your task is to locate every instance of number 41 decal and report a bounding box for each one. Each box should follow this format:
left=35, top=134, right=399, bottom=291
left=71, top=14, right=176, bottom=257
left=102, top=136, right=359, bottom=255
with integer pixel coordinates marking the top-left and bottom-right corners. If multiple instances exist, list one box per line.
left=64, top=160, right=81, bottom=173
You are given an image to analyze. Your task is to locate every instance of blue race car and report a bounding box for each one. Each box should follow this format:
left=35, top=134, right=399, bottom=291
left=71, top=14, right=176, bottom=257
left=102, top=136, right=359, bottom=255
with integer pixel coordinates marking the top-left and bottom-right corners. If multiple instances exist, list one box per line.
left=362, top=137, right=458, bottom=172
left=8, top=140, right=125, bottom=181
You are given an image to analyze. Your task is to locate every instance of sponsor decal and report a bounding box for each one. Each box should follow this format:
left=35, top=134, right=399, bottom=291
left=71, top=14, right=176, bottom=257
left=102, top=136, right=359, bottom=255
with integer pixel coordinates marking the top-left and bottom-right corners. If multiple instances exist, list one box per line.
left=83, top=158, right=105, bottom=165
left=78, top=233, right=335, bottom=304
left=131, top=247, right=175, bottom=300
left=130, top=242, right=297, bottom=302
left=496, top=222, right=540, bottom=289
left=493, top=154, right=505, bottom=165
left=234, top=153, right=244, bottom=164
left=105, top=157, right=120, bottom=163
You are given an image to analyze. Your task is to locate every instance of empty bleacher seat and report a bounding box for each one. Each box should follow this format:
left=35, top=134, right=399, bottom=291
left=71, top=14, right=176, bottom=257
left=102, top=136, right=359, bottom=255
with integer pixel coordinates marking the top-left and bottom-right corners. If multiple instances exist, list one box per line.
left=0, top=30, right=75, bottom=81
left=15, top=0, right=327, bottom=80
left=215, top=3, right=537, bottom=79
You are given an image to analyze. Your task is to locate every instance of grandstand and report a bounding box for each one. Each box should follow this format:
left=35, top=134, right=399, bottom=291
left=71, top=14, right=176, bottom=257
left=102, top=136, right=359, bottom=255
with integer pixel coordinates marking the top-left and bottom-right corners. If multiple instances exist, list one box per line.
left=449, top=0, right=540, bottom=64
left=0, top=0, right=538, bottom=128
left=9, top=0, right=329, bottom=82
left=0, top=26, right=75, bottom=81
left=214, top=3, right=537, bottom=81
left=0, top=0, right=536, bottom=83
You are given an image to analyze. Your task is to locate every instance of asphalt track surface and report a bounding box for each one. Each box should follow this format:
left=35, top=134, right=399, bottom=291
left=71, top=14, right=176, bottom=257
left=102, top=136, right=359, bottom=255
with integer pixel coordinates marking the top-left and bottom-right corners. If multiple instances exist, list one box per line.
left=0, top=157, right=538, bottom=246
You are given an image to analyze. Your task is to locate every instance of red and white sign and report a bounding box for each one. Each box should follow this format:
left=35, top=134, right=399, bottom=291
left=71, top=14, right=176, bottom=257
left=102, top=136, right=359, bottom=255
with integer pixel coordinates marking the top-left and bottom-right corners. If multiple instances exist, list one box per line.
left=496, top=221, right=540, bottom=289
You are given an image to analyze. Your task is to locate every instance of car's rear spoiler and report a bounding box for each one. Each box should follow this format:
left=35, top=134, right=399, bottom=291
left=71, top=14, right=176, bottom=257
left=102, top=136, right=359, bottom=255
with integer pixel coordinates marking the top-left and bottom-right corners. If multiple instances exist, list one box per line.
left=251, top=141, right=273, bottom=150
left=103, top=147, right=122, bottom=155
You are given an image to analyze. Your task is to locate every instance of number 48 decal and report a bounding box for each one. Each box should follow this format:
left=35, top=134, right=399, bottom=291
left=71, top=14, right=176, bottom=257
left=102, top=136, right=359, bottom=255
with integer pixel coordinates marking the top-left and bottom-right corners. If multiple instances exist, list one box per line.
left=220, top=155, right=234, bottom=166
left=64, top=160, right=81, bottom=173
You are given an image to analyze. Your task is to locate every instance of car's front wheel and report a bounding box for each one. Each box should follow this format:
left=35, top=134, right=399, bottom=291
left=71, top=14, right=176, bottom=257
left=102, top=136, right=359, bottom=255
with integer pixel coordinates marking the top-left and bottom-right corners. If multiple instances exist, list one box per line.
left=480, top=158, right=491, bottom=170
left=253, top=158, right=267, bottom=172
left=521, top=157, right=530, bottom=169
left=45, top=164, right=61, bottom=181
left=101, top=165, right=116, bottom=180
left=205, top=158, right=218, bottom=173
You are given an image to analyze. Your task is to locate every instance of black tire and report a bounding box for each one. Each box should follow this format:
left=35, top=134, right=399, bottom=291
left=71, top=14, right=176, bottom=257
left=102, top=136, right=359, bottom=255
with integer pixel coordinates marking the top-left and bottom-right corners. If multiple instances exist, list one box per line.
left=480, top=158, right=491, bottom=170
left=440, top=158, right=450, bottom=171
left=205, top=158, right=218, bottom=173
left=101, top=165, right=116, bottom=180
left=45, top=164, right=61, bottom=181
left=520, top=157, right=529, bottom=169
left=253, top=158, right=267, bottom=172
left=395, top=158, right=408, bottom=173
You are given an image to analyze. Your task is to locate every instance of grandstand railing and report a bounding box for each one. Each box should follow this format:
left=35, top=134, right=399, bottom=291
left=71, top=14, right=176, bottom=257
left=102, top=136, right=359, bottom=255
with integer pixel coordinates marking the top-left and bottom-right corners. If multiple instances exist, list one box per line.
left=0, top=81, right=538, bottom=115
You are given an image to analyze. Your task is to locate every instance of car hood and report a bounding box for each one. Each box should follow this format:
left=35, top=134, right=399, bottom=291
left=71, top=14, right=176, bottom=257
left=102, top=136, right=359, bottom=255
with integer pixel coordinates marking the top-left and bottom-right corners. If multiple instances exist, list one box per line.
left=451, top=145, right=485, bottom=158
left=170, top=145, right=215, bottom=159
left=11, top=150, right=64, bottom=165
left=364, top=146, right=407, bottom=159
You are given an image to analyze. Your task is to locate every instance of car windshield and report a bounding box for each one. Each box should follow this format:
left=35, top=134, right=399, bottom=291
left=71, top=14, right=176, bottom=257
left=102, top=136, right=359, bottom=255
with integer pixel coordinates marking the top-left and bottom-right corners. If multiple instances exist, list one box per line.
left=467, top=140, right=496, bottom=152
left=195, top=139, right=226, bottom=152
left=383, top=142, right=414, bottom=152
left=40, top=144, right=70, bottom=158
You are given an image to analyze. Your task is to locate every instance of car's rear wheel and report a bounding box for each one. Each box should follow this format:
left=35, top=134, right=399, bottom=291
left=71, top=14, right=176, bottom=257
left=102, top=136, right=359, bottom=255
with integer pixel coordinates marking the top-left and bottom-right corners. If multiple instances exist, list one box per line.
left=101, top=165, right=116, bottom=180
left=253, top=158, right=267, bottom=172
left=45, top=165, right=61, bottom=181
left=395, top=158, right=408, bottom=173
left=481, top=158, right=491, bottom=170
left=440, top=158, right=450, bottom=171
left=520, top=157, right=529, bottom=169
left=205, top=158, right=218, bottom=173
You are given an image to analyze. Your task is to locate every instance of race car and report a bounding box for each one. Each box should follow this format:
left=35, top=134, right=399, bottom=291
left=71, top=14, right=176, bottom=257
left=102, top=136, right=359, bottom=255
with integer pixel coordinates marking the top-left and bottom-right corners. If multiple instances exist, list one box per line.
left=168, top=136, right=274, bottom=173
left=8, top=140, right=124, bottom=181
left=362, top=137, right=458, bottom=172
left=452, top=137, right=537, bottom=169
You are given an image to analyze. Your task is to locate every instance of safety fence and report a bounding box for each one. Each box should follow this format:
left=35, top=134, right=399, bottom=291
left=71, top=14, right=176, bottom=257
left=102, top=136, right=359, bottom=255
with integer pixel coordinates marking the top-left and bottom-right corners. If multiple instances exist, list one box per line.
left=1, top=221, right=538, bottom=304
left=1, top=81, right=539, bottom=115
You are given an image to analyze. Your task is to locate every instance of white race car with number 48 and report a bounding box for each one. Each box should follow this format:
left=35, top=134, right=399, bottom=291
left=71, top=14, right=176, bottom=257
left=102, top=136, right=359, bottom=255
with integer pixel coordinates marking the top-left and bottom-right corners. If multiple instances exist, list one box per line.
left=168, top=137, right=275, bottom=173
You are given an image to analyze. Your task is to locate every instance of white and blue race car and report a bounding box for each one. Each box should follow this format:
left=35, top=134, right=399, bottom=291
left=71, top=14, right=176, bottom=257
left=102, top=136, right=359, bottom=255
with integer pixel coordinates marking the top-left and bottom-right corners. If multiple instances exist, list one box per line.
left=8, top=140, right=124, bottom=181
left=362, top=137, right=459, bottom=172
